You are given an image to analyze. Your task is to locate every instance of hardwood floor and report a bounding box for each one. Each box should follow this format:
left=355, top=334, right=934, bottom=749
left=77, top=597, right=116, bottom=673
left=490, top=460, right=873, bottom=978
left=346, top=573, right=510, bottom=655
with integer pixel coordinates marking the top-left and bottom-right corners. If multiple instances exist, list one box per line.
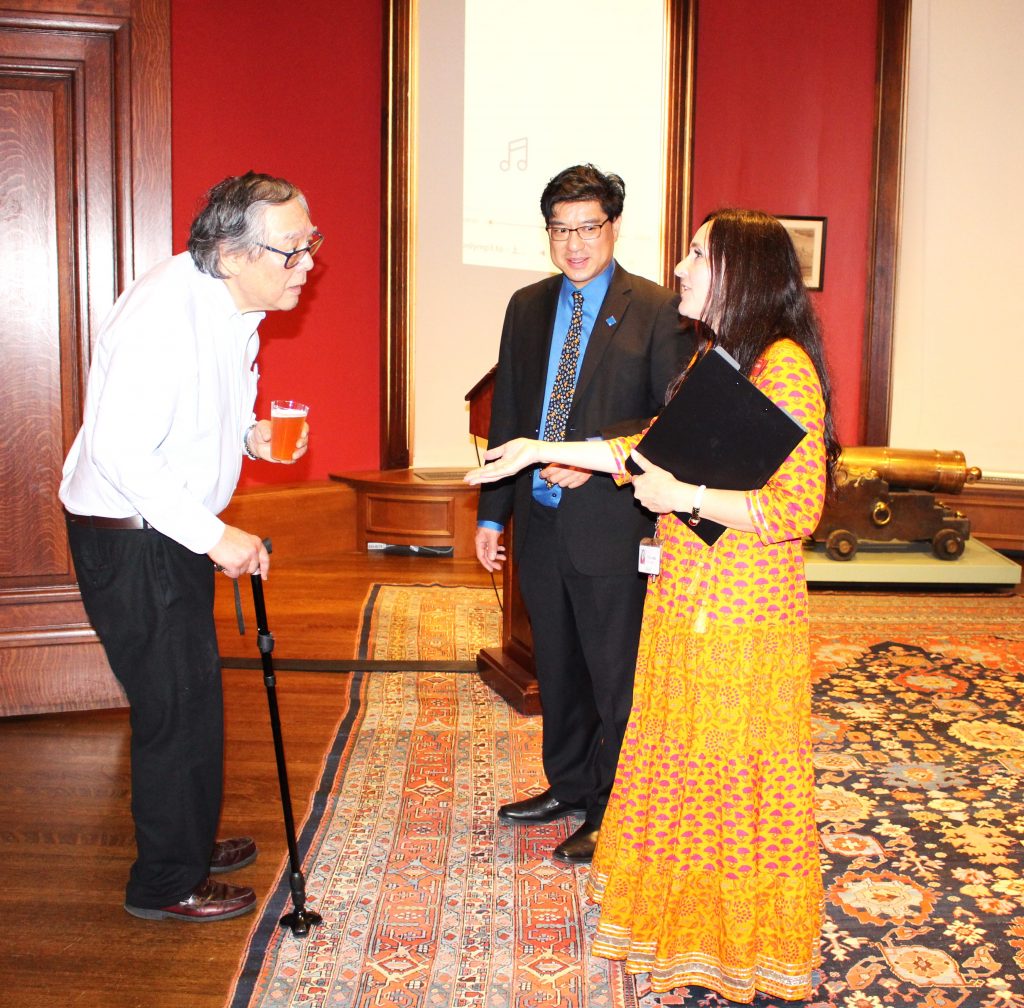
left=0, top=484, right=491, bottom=1008
left=0, top=483, right=1017, bottom=1007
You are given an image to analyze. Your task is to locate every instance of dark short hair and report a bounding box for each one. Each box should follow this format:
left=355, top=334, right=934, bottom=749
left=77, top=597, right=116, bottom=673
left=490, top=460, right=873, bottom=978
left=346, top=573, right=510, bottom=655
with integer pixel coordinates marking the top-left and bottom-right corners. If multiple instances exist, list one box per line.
left=188, top=171, right=308, bottom=277
left=540, top=164, right=625, bottom=222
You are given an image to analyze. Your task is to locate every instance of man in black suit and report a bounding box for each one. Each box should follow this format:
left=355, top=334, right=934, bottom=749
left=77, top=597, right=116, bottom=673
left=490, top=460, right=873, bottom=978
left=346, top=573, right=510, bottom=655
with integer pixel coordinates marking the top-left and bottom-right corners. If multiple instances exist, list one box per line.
left=475, top=164, right=691, bottom=864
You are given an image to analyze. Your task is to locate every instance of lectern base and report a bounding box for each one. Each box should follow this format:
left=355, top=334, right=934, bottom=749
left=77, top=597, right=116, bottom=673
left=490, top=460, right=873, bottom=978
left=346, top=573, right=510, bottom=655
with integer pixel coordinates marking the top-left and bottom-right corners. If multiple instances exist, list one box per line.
left=477, top=647, right=541, bottom=716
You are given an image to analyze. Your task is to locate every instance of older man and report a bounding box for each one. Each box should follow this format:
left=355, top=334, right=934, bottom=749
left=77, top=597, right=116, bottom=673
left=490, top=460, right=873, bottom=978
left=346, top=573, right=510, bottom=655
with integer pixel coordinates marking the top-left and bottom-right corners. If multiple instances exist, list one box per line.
left=60, top=171, right=319, bottom=921
left=476, top=164, right=692, bottom=864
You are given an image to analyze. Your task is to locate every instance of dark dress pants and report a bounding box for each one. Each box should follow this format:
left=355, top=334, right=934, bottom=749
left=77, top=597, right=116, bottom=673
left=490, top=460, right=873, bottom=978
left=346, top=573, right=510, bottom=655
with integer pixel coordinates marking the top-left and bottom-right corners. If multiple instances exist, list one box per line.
left=66, top=520, right=224, bottom=908
left=517, top=501, right=647, bottom=825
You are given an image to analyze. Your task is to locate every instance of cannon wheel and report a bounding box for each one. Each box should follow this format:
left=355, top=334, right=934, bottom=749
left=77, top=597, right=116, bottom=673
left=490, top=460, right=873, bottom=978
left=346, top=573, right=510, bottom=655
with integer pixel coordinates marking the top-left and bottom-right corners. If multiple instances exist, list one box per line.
left=932, top=528, right=965, bottom=560
left=825, top=529, right=858, bottom=561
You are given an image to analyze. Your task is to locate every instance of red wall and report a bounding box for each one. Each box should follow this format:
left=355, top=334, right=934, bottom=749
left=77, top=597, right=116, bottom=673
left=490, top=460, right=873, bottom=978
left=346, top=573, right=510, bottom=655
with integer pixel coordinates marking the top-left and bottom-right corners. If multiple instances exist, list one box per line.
left=692, top=0, right=878, bottom=447
left=171, top=1, right=877, bottom=486
left=171, top=0, right=383, bottom=488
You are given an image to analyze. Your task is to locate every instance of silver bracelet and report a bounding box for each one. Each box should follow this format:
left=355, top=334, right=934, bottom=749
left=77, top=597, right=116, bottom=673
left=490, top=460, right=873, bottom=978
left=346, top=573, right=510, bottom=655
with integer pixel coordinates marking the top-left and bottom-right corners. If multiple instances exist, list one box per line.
left=243, top=423, right=259, bottom=461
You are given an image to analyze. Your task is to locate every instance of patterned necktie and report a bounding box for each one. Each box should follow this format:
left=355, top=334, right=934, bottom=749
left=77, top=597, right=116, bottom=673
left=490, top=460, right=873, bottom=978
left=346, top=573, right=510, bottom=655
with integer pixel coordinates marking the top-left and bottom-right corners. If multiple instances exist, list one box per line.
left=542, top=290, right=584, bottom=442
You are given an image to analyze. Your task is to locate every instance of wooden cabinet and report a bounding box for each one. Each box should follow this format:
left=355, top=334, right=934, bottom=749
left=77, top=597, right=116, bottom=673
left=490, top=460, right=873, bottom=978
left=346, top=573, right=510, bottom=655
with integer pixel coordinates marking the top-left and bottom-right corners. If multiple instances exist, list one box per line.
left=329, top=469, right=479, bottom=558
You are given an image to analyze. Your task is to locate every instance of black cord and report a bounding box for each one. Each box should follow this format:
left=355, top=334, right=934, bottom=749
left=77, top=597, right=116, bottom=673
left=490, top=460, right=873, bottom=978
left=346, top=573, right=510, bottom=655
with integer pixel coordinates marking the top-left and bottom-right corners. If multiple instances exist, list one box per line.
left=490, top=571, right=503, bottom=614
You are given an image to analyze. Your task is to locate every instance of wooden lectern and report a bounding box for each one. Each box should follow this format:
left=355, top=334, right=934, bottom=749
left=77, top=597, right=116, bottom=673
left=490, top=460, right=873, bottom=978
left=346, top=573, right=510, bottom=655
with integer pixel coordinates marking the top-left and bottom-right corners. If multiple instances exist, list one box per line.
left=465, top=370, right=541, bottom=715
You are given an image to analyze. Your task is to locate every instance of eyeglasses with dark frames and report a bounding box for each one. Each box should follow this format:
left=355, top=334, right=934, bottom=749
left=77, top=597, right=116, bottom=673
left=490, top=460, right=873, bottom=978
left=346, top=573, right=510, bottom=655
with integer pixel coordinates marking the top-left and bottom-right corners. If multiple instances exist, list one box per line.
left=545, top=219, right=609, bottom=242
left=259, top=231, right=325, bottom=269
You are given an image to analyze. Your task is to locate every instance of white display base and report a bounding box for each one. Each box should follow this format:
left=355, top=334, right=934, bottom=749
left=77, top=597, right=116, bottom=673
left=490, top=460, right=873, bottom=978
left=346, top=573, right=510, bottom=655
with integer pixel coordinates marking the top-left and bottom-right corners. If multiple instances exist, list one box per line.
left=804, top=538, right=1021, bottom=588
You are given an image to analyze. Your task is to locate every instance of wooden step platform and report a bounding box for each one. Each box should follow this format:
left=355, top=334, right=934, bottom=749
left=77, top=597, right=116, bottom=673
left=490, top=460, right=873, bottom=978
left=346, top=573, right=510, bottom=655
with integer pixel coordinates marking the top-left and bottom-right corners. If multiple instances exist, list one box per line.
left=329, top=468, right=479, bottom=558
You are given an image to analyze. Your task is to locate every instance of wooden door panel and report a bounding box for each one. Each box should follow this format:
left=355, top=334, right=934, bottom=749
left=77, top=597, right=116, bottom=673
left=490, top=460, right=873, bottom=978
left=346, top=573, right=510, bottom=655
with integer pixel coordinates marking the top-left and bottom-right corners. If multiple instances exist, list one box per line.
left=2, top=82, right=63, bottom=582
left=0, top=1, right=169, bottom=716
left=0, top=30, right=116, bottom=592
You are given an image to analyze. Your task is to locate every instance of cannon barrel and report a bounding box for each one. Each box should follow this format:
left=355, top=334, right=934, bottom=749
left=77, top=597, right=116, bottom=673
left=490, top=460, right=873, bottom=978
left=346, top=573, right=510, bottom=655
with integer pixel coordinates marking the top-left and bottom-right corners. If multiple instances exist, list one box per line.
left=837, top=447, right=982, bottom=494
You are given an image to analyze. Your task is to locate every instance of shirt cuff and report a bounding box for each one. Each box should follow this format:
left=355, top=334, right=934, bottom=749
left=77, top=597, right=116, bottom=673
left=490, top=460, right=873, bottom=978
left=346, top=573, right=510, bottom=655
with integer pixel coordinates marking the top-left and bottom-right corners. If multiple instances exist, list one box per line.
left=745, top=489, right=769, bottom=542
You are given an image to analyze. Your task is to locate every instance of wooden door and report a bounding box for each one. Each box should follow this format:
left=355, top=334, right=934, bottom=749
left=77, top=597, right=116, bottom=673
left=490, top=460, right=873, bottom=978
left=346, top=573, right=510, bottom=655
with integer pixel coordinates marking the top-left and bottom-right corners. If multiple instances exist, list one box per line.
left=0, top=1, right=170, bottom=715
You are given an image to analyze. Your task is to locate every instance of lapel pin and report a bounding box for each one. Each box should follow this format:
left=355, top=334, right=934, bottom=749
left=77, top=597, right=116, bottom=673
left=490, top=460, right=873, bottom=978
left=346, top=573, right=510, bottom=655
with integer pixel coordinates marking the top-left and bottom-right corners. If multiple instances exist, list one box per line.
left=606, top=315, right=617, bottom=326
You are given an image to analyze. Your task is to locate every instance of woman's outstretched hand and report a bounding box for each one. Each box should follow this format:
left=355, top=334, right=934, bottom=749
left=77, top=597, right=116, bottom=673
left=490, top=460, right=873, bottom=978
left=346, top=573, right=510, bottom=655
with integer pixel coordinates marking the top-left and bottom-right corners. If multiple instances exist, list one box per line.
left=465, top=438, right=542, bottom=485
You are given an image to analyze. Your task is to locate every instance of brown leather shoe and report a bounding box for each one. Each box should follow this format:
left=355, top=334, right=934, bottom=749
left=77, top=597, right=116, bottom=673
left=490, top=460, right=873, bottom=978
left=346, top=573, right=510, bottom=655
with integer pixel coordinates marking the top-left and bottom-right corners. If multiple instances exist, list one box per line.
left=210, top=836, right=258, bottom=874
left=553, top=821, right=600, bottom=864
left=124, top=877, right=256, bottom=922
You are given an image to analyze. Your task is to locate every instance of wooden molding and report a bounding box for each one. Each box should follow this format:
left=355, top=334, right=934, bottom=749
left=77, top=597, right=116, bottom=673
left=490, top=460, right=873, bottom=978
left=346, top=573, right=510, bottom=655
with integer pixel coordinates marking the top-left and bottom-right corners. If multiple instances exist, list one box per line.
left=862, top=0, right=911, bottom=445
left=380, top=0, right=412, bottom=470
left=662, top=0, right=698, bottom=288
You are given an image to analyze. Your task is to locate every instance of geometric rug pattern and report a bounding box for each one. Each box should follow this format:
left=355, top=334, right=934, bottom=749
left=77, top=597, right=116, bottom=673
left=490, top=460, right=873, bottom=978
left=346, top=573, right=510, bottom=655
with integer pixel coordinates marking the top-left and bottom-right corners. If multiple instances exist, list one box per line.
left=355, top=582, right=502, bottom=662
left=228, top=585, right=1024, bottom=1008
left=230, top=670, right=610, bottom=1007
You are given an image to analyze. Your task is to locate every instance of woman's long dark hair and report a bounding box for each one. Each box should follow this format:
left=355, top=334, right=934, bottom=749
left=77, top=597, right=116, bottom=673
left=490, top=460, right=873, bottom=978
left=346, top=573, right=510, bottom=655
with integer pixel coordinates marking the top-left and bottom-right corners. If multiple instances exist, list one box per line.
left=672, top=208, right=841, bottom=490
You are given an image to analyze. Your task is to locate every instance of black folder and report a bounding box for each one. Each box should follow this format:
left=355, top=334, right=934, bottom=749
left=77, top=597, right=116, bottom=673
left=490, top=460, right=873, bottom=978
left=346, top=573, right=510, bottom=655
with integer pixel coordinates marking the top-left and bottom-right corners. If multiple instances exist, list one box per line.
left=625, top=346, right=807, bottom=545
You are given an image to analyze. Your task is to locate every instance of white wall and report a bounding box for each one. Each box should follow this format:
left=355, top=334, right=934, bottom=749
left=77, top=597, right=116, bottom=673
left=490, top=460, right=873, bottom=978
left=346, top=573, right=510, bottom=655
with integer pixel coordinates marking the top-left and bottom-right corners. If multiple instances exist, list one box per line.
left=411, top=1, right=540, bottom=470
left=891, top=0, right=1024, bottom=477
left=410, top=0, right=668, bottom=468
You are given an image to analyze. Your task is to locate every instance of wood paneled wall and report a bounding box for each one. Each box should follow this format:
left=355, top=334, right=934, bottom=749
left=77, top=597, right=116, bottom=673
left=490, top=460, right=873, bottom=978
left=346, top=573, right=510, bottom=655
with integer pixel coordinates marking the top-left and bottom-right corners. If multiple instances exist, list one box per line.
left=0, top=0, right=170, bottom=717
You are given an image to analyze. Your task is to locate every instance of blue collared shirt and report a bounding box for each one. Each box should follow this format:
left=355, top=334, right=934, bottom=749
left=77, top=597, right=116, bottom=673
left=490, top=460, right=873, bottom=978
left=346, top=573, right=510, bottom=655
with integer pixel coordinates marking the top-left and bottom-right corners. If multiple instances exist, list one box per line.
left=479, top=261, right=615, bottom=532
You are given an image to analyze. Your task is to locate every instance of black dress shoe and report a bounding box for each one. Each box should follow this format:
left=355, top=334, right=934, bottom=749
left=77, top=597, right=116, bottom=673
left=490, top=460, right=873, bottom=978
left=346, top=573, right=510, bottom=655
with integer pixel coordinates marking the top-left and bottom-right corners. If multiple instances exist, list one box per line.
left=210, top=836, right=258, bottom=874
left=124, top=877, right=257, bottom=922
left=553, top=821, right=600, bottom=864
left=498, top=788, right=587, bottom=824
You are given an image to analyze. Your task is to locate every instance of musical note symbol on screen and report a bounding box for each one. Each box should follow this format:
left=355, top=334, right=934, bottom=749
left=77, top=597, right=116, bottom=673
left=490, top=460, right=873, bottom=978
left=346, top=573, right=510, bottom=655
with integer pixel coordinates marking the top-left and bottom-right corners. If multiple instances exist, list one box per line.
left=500, top=137, right=528, bottom=171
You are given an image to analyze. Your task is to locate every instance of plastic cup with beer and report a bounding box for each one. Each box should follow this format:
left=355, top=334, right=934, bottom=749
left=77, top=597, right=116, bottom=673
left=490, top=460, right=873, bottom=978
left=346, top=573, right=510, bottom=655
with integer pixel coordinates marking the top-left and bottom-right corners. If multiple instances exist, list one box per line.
left=270, top=400, right=309, bottom=461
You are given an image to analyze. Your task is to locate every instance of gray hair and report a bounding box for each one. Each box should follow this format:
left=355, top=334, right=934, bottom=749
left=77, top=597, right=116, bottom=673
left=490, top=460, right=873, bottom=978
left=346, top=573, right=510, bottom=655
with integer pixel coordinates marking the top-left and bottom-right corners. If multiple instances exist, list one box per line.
left=187, top=171, right=308, bottom=277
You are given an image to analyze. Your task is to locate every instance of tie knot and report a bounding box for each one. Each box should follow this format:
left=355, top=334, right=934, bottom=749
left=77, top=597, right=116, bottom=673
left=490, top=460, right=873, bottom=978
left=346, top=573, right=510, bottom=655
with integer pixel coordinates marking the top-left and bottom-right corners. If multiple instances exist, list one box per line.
left=572, top=291, right=583, bottom=306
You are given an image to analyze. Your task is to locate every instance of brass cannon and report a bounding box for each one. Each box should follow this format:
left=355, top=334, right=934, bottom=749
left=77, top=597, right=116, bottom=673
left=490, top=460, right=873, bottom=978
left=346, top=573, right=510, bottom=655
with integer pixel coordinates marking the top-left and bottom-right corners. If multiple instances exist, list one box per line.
left=809, top=447, right=982, bottom=561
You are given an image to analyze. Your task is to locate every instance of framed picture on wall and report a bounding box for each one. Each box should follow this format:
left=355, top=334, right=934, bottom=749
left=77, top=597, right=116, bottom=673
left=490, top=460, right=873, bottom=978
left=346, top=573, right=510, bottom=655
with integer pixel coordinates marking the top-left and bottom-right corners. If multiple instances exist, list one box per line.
left=777, top=215, right=826, bottom=290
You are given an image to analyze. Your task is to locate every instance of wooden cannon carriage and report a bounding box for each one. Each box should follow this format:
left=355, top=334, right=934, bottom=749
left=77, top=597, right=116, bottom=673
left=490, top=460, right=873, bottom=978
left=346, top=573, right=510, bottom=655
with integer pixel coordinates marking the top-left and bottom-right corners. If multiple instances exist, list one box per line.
left=809, top=447, right=982, bottom=561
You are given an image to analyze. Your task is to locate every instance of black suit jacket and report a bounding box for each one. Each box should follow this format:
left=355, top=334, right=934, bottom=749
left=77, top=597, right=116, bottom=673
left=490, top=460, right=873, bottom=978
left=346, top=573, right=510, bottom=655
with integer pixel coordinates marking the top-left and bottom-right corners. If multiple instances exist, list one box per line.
left=478, top=263, right=694, bottom=576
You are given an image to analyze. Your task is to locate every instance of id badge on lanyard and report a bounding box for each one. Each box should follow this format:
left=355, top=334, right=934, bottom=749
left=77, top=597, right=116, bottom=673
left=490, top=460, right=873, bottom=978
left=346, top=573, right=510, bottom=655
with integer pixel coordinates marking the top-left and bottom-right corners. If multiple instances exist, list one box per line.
left=638, top=536, right=661, bottom=576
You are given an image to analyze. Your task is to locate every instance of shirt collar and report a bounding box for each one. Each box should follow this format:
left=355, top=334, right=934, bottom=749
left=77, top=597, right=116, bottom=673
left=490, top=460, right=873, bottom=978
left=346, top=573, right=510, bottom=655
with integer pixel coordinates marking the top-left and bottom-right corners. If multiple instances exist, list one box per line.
left=560, top=259, right=615, bottom=308
left=187, top=254, right=265, bottom=335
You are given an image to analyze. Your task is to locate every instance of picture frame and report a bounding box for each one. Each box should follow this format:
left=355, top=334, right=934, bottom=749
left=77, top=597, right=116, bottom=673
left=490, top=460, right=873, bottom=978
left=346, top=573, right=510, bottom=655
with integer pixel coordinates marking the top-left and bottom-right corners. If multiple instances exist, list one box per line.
left=777, top=215, right=827, bottom=290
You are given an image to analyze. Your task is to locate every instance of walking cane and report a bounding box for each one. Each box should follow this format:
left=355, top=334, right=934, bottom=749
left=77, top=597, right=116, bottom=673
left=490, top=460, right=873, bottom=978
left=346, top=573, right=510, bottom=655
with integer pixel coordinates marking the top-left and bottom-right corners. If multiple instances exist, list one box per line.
left=248, top=563, right=323, bottom=937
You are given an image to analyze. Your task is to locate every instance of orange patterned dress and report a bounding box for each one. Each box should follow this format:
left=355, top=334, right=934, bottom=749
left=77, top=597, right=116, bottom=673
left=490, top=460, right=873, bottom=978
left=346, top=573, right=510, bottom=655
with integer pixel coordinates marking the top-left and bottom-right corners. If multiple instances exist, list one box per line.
left=586, top=339, right=827, bottom=1002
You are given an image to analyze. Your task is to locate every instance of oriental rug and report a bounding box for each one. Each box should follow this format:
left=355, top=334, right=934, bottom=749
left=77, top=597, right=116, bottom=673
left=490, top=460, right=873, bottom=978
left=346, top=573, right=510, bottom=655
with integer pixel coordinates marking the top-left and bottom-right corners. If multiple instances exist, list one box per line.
left=355, top=582, right=502, bottom=662
left=227, top=585, right=1024, bottom=1008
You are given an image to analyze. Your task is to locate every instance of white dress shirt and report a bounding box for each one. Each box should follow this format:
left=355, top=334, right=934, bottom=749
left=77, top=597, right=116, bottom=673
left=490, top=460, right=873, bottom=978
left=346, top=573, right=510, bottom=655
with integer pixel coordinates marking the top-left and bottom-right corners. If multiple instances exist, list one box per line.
left=60, top=252, right=263, bottom=554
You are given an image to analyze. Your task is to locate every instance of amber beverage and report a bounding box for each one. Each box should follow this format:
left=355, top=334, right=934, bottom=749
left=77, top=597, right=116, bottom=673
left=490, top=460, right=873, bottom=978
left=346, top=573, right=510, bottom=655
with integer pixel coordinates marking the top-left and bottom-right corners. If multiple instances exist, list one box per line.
left=270, top=400, right=309, bottom=461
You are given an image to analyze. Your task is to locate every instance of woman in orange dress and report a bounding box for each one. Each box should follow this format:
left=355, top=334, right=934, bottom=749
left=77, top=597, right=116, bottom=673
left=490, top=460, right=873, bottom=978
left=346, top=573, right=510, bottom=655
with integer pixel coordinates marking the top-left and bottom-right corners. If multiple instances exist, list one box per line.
left=466, top=209, right=840, bottom=1001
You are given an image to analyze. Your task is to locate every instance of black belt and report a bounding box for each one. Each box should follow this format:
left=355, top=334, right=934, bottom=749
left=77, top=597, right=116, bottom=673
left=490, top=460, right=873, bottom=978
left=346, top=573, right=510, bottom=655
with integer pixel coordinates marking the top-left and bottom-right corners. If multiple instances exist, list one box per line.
left=64, top=509, right=152, bottom=530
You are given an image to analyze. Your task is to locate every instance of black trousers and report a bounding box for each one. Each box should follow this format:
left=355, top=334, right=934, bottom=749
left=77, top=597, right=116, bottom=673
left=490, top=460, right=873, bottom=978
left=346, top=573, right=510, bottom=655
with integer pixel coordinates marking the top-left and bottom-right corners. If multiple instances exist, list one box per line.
left=66, top=519, right=224, bottom=908
left=517, top=502, right=647, bottom=825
